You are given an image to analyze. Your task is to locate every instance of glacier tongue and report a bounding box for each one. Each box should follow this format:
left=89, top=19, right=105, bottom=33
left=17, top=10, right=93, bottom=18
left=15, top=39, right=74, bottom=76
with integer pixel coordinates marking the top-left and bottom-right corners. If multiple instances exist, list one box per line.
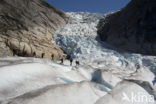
left=54, top=12, right=146, bottom=72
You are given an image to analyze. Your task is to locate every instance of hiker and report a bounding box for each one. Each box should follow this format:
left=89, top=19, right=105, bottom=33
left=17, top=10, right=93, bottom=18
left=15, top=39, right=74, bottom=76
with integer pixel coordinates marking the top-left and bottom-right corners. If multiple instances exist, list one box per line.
left=33, top=52, right=36, bottom=57
left=66, top=54, right=71, bottom=60
left=23, top=51, right=27, bottom=57
left=60, top=58, right=64, bottom=64
left=51, top=54, right=54, bottom=60
left=41, top=53, right=45, bottom=58
left=76, top=60, right=80, bottom=66
left=70, top=57, right=73, bottom=66
left=13, top=48, right=17, bottom=56
left=135, top=63, right=140, bottom=70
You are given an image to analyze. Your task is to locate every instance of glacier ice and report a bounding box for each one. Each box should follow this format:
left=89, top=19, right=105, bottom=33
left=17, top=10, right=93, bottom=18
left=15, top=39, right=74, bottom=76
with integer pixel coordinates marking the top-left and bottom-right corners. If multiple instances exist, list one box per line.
left=54, top=12, right=156, bottom=77
left=0, top=57, right=155, bottom=104
left=96, top=80, right=155, bottom=104
left=0, top=12, right=156, bottom=104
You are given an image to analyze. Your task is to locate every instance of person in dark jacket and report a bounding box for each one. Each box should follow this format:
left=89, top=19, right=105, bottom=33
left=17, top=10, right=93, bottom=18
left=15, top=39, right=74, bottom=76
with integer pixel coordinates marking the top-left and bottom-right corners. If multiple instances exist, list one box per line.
left=76, top=60, right=80, bottom=66
left=66, top=55, right=71, bottom=60
left=70, top=58, right=73, bottom=66
left=23, top=51, right=27, bottom=57
left=41, top=53, right=45, bottom=58
left=51, top=54, right=54, bottom=60
left=33, top=52, right=36, bottom=57
left=60, top=58, right=64, bottom=64
left=13, top=48, right=17, bottom=56
left=135, top=63, right=140, bottom=71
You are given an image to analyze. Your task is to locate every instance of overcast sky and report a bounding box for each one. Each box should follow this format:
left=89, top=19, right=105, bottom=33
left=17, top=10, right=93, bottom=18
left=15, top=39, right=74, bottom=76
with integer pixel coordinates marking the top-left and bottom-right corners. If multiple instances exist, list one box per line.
left=45, top=0, right=130, bottom=14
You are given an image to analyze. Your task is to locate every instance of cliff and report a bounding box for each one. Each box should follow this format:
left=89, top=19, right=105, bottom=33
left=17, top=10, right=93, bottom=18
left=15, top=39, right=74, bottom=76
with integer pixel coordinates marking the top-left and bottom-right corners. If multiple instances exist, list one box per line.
left=0, top=0, right=68, bottom=60
left=97, top=0, right=156, bottom=55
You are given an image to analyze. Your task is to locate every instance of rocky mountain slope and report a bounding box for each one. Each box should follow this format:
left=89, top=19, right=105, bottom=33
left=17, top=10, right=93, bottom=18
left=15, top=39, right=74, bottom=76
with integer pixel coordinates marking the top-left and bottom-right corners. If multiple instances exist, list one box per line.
left=0, top=0, right=68, bottom=60
left=97, top=0, right=156, bottom=56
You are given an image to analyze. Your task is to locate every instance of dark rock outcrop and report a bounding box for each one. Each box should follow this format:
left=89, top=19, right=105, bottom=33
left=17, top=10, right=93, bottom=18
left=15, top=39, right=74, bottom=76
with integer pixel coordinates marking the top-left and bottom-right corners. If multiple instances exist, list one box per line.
left=97, top=0, right=156, bottom=55
left=0, top=0, right=68, bottom=60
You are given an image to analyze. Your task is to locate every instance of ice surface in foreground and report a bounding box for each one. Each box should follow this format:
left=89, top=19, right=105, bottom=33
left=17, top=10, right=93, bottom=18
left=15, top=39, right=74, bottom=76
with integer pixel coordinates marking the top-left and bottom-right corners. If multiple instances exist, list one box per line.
left=0, top=57, right=155, bottom=104
left=0, top=57, right=107, bottom=103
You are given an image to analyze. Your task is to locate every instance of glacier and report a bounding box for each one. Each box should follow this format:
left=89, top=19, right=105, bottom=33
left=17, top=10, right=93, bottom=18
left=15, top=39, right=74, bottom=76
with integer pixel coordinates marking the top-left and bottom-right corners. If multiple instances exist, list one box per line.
left=0, top=12, right=156, bottom=104
left=54, top=12, right=156, bottom=78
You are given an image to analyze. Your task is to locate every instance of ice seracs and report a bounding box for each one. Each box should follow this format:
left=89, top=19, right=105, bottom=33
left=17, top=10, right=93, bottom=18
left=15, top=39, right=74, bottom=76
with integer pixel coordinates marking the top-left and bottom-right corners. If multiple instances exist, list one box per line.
left=54, top=12, right=156, bottom=75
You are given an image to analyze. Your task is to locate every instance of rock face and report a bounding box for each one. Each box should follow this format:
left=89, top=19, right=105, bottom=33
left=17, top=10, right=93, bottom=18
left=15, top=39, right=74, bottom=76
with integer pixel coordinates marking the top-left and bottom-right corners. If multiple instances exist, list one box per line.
left=97, top=0, right=156, bottom=56
left=0, top=0, right=68, bottom=60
